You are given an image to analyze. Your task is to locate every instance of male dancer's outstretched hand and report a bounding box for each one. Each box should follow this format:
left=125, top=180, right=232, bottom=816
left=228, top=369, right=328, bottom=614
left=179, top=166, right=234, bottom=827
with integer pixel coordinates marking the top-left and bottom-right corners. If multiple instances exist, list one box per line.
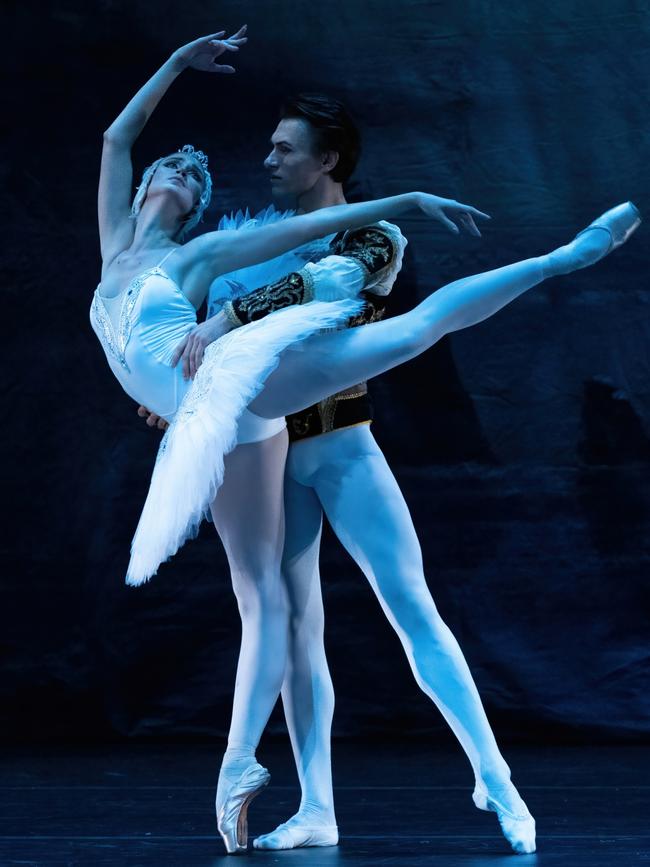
left=416, top=193, right=491, bottom=236
left=171, top=310, right=233, bottom=380
left=137, top=311, right=233, bottom=430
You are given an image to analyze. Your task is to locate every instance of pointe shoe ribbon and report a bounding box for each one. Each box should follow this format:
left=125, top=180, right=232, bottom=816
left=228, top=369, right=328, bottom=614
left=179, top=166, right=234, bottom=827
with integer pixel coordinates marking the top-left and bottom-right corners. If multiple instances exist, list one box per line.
left=575, top=201, right=641, bottom=251
left=216, top=762, right=271, bottom=855
left=472, top=782, right=536, bottom=855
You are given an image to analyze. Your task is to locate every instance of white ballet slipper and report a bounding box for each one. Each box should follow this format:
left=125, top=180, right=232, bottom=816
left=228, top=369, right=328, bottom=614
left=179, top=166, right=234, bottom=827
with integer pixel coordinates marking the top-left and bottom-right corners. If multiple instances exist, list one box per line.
left=253, top=815, right=338, bottom=850
left=473, top=780, right=536, bottom=855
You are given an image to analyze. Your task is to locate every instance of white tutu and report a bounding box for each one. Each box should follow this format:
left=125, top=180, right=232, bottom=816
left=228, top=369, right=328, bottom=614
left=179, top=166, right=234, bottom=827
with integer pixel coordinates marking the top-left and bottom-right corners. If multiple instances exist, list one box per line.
left=126, top=298, right=362, bottom=585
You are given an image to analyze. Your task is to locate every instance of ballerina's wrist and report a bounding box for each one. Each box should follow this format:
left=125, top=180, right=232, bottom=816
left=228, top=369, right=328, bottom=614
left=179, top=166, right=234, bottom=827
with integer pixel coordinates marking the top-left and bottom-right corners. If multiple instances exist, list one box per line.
left=410, top=191, right=425, bottom=210
left=168, top=51, right=189, bottom=73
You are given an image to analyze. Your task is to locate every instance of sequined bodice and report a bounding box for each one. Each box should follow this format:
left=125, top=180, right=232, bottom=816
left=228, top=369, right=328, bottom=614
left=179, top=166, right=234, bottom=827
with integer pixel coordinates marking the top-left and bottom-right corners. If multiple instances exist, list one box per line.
left=92, top=268, right=153, bottom=372
left=89, top=265, right=197, bottom=419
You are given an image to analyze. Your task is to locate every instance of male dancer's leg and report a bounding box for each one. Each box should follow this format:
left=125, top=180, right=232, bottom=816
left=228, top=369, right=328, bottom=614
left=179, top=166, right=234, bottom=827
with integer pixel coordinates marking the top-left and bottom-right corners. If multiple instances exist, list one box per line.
left=314, top=427, right=519, bottom=792
left=254, top=472, right=338, bottom=850
left=209, top=429, right=289, bottom=810
left=255, top=426, right=525, bottom=852
left=249, top=228, right=613, bottom=421
left=245, top=225, right=625, bottom=853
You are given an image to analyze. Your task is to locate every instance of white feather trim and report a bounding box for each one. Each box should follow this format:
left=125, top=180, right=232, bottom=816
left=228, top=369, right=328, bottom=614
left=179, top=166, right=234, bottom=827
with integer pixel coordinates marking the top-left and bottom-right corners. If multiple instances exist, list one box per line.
left=126, top=298, right=362, bottom=585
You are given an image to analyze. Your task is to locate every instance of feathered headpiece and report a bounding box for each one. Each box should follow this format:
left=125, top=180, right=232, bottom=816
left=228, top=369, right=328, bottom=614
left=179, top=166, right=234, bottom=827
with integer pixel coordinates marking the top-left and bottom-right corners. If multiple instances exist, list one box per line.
left=130, top=144, right=213, bottom=239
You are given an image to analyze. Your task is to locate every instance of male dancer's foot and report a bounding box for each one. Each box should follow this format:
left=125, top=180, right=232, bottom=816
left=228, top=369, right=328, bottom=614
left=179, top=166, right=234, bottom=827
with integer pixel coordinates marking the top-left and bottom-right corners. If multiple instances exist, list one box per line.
left=254, top=805, right=338, bottom=850
left=473, top=763, right=536, bottom=854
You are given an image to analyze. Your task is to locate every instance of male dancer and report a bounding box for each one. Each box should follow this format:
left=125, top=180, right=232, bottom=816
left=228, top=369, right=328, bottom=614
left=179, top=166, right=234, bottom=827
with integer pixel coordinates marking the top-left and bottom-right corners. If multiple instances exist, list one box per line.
left=141, top=94, right=536, bottom=855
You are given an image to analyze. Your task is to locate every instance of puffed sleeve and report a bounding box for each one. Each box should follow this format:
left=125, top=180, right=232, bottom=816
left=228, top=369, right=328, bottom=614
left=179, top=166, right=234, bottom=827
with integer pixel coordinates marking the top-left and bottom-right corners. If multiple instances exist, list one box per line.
left=222, top=221, right=407, bottom=327
left=303, top=256, right=367, bottom=300
left=333, top=221, right=407, bottom=297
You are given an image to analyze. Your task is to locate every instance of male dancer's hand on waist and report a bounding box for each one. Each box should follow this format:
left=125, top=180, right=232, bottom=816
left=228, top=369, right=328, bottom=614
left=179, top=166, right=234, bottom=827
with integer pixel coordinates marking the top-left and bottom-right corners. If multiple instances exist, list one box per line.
left=172, top=311, right=233, bottom=380
left=137, top=405, right=169, bottom=431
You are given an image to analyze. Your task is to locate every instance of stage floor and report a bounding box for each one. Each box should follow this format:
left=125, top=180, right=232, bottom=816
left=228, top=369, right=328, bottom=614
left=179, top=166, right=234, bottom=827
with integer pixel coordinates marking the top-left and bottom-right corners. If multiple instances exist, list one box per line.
left=1, top=742, right=648, bottom=866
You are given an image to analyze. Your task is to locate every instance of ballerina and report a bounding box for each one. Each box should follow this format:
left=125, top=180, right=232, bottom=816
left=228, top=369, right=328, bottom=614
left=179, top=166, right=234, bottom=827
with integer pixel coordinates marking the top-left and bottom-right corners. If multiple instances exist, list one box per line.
left=91, top=28, right=641, bottom=856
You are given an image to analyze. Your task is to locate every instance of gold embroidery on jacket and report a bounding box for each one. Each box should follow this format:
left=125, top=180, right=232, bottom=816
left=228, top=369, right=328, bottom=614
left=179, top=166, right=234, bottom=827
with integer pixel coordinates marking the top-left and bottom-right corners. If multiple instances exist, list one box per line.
left=332, top=226, right=395, bottom=277
left=222, top=300, right=244, bottom=327
left=230, top=271, right=309, bottom=323
left=290, top=410, right=316, bottom=436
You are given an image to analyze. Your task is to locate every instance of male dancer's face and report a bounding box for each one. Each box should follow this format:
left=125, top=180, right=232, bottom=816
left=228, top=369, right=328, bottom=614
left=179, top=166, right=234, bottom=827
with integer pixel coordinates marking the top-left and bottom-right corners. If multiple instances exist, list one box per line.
left=264, top=118, right=326, bottom=206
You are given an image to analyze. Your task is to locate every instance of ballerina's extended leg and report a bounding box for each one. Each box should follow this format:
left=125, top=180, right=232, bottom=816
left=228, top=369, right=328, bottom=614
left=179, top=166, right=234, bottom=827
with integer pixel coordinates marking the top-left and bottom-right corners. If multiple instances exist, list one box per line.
left=250, top=202, right=641, bottom=424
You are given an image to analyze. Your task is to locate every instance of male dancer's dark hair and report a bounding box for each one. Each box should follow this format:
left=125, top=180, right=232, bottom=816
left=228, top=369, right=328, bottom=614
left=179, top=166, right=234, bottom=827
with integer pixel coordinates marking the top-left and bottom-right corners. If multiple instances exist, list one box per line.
left=280, top=93, right=361, bottom=183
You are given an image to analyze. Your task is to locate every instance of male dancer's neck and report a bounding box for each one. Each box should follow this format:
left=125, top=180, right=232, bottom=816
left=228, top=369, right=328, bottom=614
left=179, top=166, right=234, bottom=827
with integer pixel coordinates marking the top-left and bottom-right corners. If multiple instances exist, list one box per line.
left=294, top=181, right=347, bottom=215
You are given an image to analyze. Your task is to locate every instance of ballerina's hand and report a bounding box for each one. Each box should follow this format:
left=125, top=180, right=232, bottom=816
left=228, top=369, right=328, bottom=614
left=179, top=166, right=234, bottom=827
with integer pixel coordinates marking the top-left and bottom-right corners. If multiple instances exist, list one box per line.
left=172, top=25, right=248, bottom=74
left=415, top=193, right=491, bottom=237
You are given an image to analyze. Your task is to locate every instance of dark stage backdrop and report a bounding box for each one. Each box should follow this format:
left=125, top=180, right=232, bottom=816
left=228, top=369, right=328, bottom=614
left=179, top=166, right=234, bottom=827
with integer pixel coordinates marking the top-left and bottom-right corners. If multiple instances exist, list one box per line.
left=2, top=1, right=649, bottom=743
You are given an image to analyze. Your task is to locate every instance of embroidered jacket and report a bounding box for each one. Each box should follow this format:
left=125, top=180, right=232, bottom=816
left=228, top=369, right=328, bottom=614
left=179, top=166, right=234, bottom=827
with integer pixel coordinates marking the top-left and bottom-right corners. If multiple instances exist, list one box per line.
left=209, top=211, right=407, bottom=441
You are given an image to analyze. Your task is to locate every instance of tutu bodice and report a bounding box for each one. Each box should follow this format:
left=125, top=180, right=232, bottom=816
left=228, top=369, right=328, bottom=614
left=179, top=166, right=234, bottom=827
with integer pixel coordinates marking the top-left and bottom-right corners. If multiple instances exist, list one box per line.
left=90, top=259, right=197, bottom=421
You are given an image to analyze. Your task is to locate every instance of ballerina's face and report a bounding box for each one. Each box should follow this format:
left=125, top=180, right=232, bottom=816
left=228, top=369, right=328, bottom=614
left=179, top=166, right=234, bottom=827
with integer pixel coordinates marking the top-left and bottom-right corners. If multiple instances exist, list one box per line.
left=264, top=119, right=331, bottom=202
left=148, top=154, right=207, bottom=216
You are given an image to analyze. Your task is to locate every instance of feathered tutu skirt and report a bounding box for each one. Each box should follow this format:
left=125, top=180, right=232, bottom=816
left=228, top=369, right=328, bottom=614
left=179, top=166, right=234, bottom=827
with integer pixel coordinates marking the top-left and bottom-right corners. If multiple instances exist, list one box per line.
left=126, top=298, right=361, bottom=585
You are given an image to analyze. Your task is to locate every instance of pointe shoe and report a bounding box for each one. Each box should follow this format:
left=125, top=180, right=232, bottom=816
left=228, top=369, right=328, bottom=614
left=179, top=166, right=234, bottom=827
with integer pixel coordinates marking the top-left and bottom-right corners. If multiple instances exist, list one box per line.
left=216, top=762, right=271, bottom=855
left=472, top=780, right=536, bottom=855
left=575, top=201, right=641, bottom=254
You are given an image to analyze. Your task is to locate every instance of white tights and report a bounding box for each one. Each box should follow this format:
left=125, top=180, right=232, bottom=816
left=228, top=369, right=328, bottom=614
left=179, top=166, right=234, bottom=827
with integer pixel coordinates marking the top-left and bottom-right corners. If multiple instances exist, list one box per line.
left=258, top=424, right=516, bottom=844
left=212, top=230, right=611, bottom=830
left=209, top=430, right=289, bottom=808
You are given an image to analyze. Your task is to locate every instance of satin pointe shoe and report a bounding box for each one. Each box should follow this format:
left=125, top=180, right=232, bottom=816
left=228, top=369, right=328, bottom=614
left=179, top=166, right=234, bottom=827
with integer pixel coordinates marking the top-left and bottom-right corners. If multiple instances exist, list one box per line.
left=575, top=201, right=641, bottom=254
left=472, top=780, right=536, bottom=855
left=216, top=762, right=271, bottom=855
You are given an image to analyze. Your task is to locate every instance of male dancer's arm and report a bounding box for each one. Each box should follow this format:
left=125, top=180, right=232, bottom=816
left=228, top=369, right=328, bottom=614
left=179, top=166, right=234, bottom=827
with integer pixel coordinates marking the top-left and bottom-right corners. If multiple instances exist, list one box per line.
left=214, top=222, right=405, bottom=439
left=170, top=222, right=403, bottom=382
left=142, top=222, right=402, bottom=423
left=221, top=223, right=399, bottom=326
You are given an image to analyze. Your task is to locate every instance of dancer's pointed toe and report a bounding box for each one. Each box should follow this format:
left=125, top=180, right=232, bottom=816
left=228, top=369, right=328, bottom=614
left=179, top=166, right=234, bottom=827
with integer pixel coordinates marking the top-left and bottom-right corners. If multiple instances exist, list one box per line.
left=544, top=200, right=642, bottom=277
left=575, top=201, right=642, bottom=252
left=473, top=781, right=536, bottom=855
left=216, top=762, right=270, bottom=854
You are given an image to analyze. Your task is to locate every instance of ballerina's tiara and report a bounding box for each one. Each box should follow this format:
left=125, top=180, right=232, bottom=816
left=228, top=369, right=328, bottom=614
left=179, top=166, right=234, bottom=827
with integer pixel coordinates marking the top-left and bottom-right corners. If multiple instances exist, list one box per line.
left=178, top=144, right=209, bottom=172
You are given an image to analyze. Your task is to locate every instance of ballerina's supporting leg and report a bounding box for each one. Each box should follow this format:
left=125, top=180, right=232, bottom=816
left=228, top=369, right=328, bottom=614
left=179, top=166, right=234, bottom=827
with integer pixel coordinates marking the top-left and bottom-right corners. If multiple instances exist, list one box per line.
left=209, top=429, right=289, bottom=851
left=249, top=222, right=625, bottom=421
left=254, top=474, right=338, bottom=851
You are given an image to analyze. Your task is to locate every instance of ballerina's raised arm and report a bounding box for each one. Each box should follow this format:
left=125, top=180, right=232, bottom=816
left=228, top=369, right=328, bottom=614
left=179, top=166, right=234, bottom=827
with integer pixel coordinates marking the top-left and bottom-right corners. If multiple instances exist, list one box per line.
left=97, top=26, right=248, bottom=272
left=97, top=27, right=489, bottom=310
